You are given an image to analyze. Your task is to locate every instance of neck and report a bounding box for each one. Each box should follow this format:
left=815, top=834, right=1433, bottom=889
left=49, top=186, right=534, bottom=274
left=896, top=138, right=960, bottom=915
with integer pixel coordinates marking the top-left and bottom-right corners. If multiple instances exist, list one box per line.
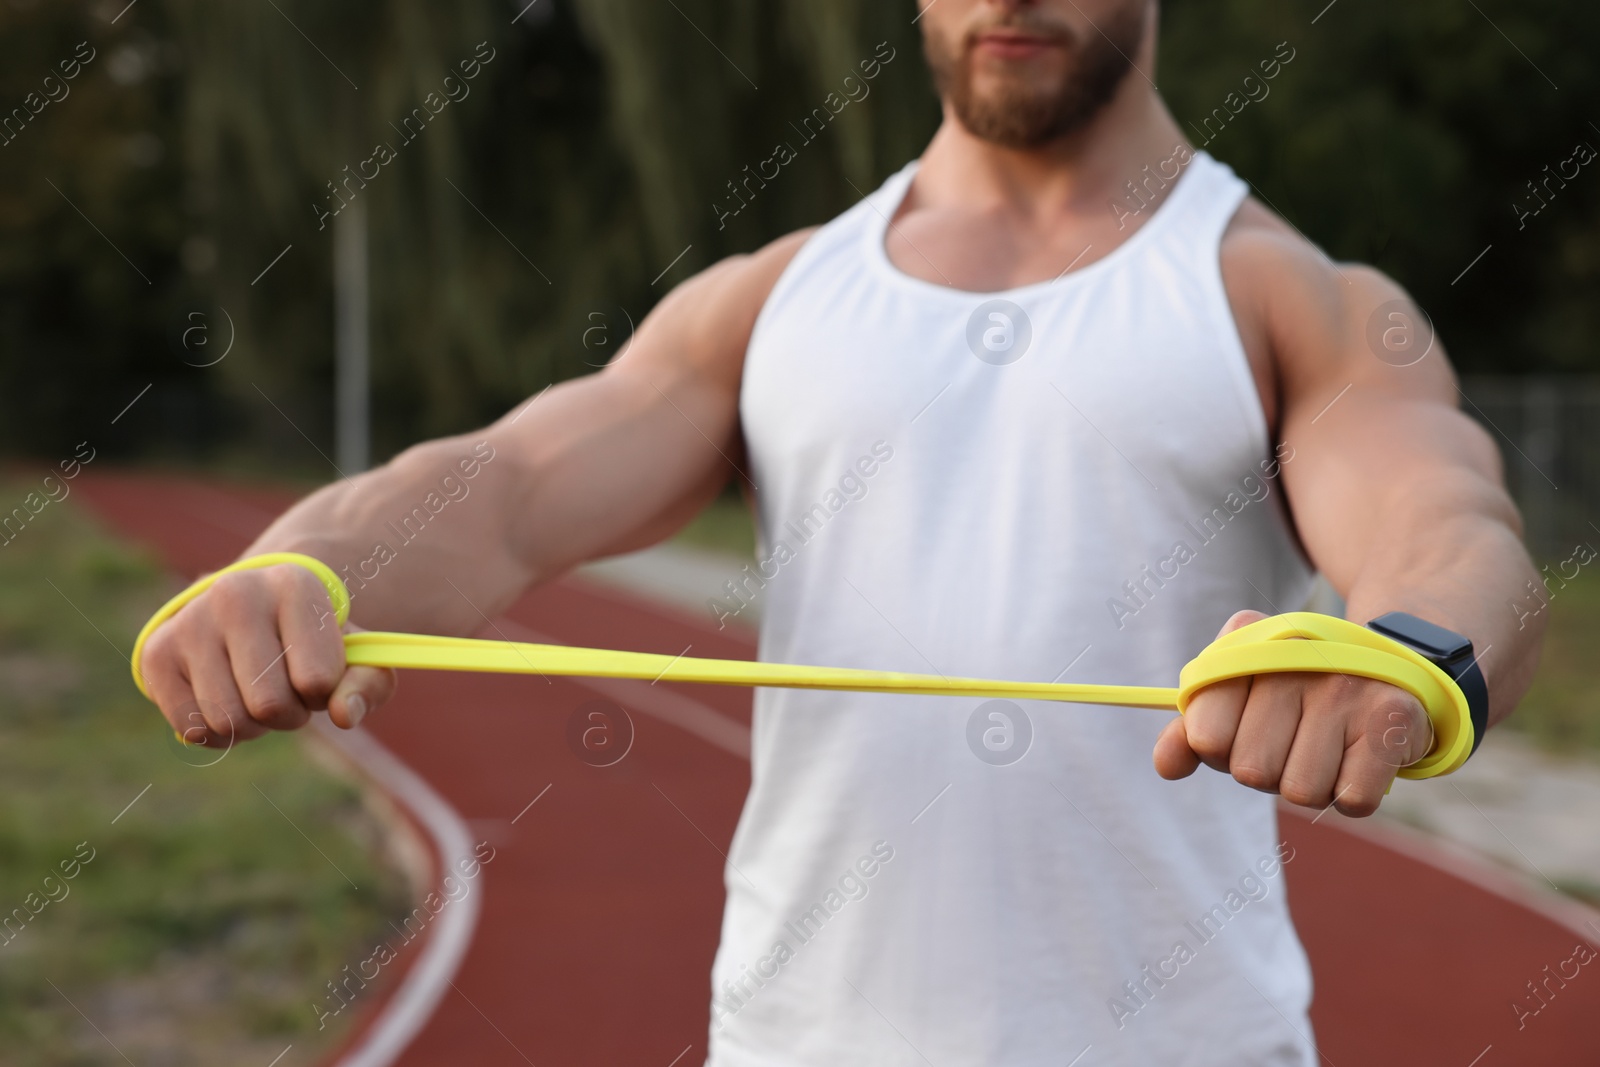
left=914, top=74, right=1190, bottom=224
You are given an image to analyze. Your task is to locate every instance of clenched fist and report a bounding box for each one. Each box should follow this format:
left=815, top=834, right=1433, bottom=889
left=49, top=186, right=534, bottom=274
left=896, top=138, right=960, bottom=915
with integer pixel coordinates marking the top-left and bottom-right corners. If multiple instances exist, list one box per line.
left=138, top=562, right=397, bottom=749
left=1153, top=610, right=1434, bottom=817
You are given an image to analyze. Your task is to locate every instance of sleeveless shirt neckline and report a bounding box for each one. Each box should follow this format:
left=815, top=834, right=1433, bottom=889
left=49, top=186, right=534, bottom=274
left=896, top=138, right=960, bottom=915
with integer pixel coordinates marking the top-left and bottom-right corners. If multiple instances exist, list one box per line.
left=862, top=152, right=1217, bottom=303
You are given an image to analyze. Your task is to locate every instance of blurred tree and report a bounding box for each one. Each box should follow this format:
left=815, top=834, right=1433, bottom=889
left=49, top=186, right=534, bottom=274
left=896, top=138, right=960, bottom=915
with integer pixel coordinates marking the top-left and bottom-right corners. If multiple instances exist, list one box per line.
left=0, top=0, right=187, bottom=458
left=0, top=0, right=1594, bottom=468
left=1158, top=0, right=1600, bottom=372
left=153, top=0, right=934, bottom=460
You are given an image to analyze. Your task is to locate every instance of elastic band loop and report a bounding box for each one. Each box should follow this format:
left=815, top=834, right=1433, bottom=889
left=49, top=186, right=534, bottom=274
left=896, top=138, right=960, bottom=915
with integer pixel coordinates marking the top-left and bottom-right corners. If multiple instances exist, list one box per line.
left=1177, top=613, right=1473, bottom=779
left=130, top=552, right=349, bottom=700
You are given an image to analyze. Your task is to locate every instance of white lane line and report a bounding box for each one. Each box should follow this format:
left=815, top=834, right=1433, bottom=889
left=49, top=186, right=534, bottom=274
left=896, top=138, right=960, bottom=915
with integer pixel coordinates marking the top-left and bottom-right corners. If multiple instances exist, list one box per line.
left=314, top=721, right=483, bottom=1067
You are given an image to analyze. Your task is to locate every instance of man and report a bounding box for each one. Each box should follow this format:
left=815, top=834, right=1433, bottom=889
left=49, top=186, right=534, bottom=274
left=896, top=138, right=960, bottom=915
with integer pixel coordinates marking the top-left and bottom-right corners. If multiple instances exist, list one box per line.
left=141, top=0, right=1542, bottom=1062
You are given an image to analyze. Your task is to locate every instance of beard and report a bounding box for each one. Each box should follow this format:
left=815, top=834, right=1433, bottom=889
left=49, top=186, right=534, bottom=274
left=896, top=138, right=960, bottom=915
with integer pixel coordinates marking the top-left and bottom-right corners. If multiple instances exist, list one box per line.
left=924, top=5, right=1147, bottom=148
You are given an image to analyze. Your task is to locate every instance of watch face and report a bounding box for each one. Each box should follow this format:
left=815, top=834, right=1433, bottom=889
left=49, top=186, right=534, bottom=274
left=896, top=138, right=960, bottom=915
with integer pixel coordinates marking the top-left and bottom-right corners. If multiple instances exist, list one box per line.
left=1368, top=611, right=1473, bottom=661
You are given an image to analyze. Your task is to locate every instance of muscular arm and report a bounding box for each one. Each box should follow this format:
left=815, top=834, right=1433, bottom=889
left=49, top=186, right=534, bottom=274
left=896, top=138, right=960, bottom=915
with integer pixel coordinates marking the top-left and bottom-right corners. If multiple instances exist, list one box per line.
left=250, top=235, right=804, bottom=633
left=142, top=230, right=810, bottom=741
left=1154, top=211, right=1544, bottom=813
left=1269, top=255, right=1541, bottom=722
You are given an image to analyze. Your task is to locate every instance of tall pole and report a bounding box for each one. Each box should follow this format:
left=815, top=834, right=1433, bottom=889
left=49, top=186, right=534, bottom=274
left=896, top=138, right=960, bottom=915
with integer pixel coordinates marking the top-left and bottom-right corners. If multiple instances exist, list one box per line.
left=334, top=194, right=370, bottom=473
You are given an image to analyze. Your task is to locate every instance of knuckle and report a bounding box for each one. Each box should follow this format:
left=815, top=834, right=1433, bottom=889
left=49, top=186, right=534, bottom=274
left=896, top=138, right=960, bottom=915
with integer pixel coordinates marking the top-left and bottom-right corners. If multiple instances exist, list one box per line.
left=1186, top=724, right=1231, bottom=762
left=1336, top=790, right=1382, bottom=819
left=224, top=708, right=267, bottom=741
left=200, top=703, right=244, bottom=740
left=1278, top=774, right=1326, bottom=808
left=269, top=562, right=323, bottom=601
left=292, top=661, right=342, bottom=702
left=1231, top=762, right=1278, bottom=793
left=208, top=571, right=264, bottom=615
left=1373, top=689, right=1420, bottom=722
left=244, top=690, right=295, bottom=725
left=1306, top=676, right=1358, bottom=718
left=143, top=620, right=176, bottom=660
left=168, top=606, right=208, bottom=648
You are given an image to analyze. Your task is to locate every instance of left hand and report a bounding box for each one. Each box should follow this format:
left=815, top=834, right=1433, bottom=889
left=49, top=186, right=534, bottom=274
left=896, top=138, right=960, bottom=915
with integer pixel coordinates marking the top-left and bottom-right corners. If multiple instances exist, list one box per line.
left=1152, top=609, right=1435, bottom=817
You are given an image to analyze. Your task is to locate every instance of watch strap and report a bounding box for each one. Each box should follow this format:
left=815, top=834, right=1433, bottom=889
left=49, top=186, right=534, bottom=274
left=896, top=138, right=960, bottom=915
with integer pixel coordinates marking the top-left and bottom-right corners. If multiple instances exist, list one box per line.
left=1449, top=655, right=1490, bottom=757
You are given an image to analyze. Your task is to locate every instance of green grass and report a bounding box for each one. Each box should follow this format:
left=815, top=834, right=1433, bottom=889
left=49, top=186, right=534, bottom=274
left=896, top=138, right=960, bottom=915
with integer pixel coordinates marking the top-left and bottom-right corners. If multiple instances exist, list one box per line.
left=1501, top=569, right=1600, bottom=754
left=0, top=486, right=413, bottom=1064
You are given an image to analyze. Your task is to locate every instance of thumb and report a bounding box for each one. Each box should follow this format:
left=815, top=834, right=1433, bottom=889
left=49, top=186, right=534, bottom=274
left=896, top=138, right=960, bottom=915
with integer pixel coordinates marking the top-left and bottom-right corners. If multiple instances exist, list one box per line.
left=327, top=625, right=397, bottom=729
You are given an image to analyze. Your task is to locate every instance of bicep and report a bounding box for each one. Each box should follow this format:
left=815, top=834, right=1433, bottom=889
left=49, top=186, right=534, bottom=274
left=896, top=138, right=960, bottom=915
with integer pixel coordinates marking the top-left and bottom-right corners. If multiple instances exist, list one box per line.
left=491, top=352, right=742, bottom=573
left=484, top=231, right=812, bottom=576
left=483, top=311, right=742, bottom=578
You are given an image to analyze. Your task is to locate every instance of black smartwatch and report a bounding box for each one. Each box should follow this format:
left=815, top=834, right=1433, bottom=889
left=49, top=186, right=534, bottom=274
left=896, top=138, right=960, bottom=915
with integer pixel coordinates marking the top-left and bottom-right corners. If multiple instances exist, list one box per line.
left=1366, top=611, right=1489, bottom=758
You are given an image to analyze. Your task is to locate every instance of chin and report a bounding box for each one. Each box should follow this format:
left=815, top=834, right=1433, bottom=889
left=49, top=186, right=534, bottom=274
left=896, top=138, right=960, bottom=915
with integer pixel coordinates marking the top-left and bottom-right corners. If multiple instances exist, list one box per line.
left=969, top=72, right=1054, bottom=107
left=969, top=85, right=1061, bottom=120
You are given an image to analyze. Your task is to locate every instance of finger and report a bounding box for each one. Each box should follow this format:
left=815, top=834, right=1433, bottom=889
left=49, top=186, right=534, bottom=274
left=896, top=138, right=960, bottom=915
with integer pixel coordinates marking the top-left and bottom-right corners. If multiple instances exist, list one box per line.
left=328, top=664, right=398, bottom=730
left=151, top=608, right=240, bottom=749
left=1178, top=674, right=1251, bottom=774
left=1162, top=610, right=1269, bottom=776
left=1276, top=676, right=1353, bottom=808
left=1366, top=691, right=1434, bottom=772
left=1330, top=744, right=1402, bottom=819
left=1228, top=673, right=1305, bottom=794
left=1216, top=608, right=1270, bottom=636
left=224, top=620, right=310, bottom=732
left=274, top=567, right=347, bottom=712
left=1152, top=715, right=1202, bottom=779
left=187, top=637, right=269, bottom=743
left=1337, top=692, right=1430, bottom=818
left=141, top=628, right=218, bottom=748
left=208, top=568, right=309, bottom=730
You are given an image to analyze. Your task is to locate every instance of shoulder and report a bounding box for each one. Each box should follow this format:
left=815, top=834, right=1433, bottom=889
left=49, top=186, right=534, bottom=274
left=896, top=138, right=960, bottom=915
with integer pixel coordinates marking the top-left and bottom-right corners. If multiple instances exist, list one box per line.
left=610, top=228, right=817, bottom=385
left=650, top=228, right=817, bottom=350
left=1218, top=198, right=1453, bottom=432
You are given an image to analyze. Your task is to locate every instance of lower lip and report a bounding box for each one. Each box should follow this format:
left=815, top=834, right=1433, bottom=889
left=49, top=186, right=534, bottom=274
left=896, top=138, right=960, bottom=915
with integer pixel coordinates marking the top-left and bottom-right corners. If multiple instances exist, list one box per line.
left=974, top=36, right=1058, bottom=60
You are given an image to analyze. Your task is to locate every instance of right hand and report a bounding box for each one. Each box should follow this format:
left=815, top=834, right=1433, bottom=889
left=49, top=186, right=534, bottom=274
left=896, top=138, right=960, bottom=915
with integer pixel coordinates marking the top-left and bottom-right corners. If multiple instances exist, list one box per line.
left=139, top=562, right=397, bottom=748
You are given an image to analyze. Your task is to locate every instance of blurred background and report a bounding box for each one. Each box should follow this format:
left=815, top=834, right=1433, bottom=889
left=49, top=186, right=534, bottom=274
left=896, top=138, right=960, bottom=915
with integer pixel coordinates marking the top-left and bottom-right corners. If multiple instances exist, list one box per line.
left=3, top=0, right=1600, bottom=1063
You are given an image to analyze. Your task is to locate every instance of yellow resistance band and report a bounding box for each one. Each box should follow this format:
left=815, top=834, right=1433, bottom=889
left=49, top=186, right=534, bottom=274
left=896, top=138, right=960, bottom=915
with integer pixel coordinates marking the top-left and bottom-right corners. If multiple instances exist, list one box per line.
left=131, top=552, right=1474, bottom=779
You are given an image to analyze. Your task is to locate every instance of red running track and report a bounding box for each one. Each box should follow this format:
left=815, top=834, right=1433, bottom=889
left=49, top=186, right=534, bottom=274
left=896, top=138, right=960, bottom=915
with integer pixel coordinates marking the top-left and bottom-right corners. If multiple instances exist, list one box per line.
left=77, top=471, right=1600, bottom=1066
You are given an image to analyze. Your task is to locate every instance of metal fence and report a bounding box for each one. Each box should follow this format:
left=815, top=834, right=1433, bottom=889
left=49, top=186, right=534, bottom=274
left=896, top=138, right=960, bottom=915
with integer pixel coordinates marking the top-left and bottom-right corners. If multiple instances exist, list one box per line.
left=1460, top=376, right=1600, bottom=561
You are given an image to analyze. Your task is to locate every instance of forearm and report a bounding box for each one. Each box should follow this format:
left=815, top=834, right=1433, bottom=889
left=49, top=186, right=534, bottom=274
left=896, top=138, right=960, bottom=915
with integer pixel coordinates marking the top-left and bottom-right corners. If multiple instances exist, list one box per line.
left=245, top=432, right=528, bottom=635
left=1339, top=471, right=1543, bottom=728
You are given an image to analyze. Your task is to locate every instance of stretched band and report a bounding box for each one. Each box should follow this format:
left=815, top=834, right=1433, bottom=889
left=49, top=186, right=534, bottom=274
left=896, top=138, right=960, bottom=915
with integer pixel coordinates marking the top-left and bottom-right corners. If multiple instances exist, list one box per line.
left=131, top=554, right=1475, bottom=779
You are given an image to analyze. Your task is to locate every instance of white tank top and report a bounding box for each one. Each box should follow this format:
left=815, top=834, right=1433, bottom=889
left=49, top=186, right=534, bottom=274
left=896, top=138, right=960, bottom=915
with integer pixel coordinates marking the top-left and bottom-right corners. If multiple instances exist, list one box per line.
left=717, top=152, right=1319, bottom=1066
